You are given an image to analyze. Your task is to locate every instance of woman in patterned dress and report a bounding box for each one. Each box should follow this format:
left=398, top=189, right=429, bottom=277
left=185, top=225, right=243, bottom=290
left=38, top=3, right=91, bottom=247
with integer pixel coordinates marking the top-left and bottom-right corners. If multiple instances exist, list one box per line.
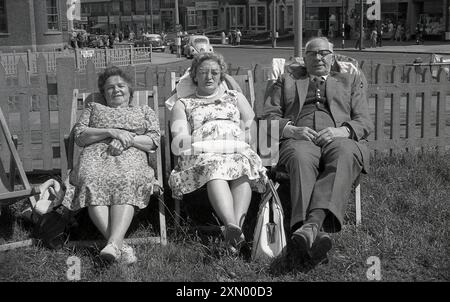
left=169, top=52, right=267, bottom=254
left=61, top=66, right=160, bottom=264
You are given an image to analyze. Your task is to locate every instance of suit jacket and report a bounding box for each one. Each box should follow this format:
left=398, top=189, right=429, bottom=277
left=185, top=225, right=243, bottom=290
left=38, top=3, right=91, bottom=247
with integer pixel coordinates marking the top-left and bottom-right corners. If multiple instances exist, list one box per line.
left=263, top=65, right=373, bottom=172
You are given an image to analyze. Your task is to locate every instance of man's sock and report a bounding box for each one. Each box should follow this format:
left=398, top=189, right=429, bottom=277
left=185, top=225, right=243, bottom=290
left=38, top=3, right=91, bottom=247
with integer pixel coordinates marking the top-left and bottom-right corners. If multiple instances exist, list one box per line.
left=291, top=222, right=303, bottom=234
left=305, top=208, right=327, bottom=231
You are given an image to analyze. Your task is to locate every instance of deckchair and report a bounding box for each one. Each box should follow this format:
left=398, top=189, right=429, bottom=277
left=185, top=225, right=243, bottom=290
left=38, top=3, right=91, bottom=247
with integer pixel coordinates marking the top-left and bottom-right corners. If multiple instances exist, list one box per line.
left=0, top=107, right=38, bottom=209
left=165, top=70, right=256, bottom=229
left=262, top=56, right=365, bottom=226
left=64, top=88, right=167, bottom=246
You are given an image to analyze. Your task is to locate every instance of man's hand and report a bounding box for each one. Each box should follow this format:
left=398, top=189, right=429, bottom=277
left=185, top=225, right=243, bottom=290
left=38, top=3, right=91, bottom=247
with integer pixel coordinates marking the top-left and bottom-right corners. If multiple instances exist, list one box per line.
left=108, top=138, right=124, bottom=156
left=315, top=127, right=349, bottom=147
left=283, top=124, right=318, bottom=142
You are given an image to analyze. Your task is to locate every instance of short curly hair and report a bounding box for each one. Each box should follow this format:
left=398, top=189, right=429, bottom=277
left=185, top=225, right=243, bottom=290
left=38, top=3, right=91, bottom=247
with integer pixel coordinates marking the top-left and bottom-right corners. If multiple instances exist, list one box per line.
left=189, top=52, right=227, bottom=85
left=97, top=66, right=134, bottom=99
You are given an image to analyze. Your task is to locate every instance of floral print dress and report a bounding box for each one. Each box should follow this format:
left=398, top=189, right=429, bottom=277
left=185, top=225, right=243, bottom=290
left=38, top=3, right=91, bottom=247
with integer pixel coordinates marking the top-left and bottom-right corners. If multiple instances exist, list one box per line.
left=61, top=102, right=160, bottom=211
left=168, top=90, right=267, bottom=199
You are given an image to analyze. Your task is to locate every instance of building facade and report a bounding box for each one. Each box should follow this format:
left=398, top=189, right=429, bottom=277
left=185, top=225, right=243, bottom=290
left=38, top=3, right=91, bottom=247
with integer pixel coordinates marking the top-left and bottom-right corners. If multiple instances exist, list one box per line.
left=0, top=0, right=68, bottom=52
left=2, top=0, right=447, bottom=53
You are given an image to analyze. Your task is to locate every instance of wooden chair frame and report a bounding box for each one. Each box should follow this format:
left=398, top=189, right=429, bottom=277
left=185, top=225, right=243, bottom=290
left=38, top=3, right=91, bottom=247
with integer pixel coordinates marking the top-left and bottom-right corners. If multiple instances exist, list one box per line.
left=64, top=88, right=167, bottom=245
left=0, top=108, right=37, bottom=207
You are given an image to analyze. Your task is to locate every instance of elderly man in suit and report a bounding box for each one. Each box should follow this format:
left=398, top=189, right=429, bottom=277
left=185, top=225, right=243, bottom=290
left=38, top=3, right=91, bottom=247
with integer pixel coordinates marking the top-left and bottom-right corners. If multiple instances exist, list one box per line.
left=263, top=37, right=373, bottom=262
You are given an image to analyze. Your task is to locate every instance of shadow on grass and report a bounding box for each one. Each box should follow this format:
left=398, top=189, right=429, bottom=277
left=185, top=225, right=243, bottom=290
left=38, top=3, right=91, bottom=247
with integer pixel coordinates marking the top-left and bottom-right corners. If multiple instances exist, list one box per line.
left=268, top=243, right=330, bottom=276
left=0, top=206, right=15, bottom=241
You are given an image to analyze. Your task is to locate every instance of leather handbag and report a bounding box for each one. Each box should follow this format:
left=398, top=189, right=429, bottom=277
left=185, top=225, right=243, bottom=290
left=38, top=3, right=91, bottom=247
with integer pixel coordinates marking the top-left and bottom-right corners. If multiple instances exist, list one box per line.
left=251, top=180, right=287, bottom=261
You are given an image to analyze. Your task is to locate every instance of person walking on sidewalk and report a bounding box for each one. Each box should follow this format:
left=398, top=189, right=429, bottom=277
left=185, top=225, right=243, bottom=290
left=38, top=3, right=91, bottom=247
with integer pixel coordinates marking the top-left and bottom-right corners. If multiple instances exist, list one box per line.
left=235, top=29, right=242, bottom=46
left=354, top=30, right=361, bottom=49
left=370, top=28, right=378, bottom=48
left=377, top=26, right=383, bottom=47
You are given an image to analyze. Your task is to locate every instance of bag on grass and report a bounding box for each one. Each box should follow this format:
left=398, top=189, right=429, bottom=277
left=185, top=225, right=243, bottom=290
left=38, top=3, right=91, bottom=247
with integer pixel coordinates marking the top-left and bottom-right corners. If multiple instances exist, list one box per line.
left=33, top=206, right=72, bottom=250
left=251, top=180, right=287, bottom=261
left=31, top=179, right=73, bottom=250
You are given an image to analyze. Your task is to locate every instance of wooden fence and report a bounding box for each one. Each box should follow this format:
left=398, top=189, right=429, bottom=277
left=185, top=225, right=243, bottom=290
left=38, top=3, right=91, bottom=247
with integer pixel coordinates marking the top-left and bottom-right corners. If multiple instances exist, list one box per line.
left=0, top=47, right=152, bottom=75
left=0, top=56, right=449, bottom=176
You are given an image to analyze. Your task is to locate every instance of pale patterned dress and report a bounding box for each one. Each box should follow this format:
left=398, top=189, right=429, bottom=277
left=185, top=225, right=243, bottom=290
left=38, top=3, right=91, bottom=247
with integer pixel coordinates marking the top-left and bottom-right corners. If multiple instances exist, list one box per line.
left=168, top=90, right=268, bottom=199
left=61, top=102, right=160, bottom=211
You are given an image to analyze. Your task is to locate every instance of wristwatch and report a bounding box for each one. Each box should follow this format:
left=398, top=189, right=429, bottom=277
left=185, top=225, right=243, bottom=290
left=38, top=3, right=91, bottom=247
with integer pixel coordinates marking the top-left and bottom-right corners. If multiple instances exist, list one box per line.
left=343, top=125, right=351, bottom=138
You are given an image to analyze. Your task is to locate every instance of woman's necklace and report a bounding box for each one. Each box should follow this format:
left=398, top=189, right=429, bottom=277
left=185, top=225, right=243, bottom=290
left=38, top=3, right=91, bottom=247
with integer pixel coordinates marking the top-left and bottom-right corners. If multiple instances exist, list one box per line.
left=196, top=90, right=219, bottom=99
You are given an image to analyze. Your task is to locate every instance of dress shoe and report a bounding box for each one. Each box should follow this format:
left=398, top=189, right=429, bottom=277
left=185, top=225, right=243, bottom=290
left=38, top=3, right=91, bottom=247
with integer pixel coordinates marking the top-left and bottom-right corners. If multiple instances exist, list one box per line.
left=290, top=222, right=319, bottom=260
left=310, top=231, right=332, bottom=262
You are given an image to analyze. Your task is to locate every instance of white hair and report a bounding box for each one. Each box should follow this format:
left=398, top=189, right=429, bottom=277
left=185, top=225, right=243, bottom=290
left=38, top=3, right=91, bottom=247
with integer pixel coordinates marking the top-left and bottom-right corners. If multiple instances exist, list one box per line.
left=305, top=37, right=334, bottom=52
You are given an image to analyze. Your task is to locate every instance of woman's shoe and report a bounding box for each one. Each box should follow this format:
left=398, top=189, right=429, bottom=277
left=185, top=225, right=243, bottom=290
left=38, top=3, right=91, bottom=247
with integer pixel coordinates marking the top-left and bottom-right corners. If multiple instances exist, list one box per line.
left=224, top=223, right=246, bottom=256
left=120, top=243, right=137, bottom=265
left=100, top=242, right=121, bottom=262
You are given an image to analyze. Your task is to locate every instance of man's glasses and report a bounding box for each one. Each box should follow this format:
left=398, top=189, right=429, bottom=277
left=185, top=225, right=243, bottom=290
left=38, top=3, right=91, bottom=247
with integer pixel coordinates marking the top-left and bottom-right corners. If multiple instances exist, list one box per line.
left=305, top=50, right=333, bottom=58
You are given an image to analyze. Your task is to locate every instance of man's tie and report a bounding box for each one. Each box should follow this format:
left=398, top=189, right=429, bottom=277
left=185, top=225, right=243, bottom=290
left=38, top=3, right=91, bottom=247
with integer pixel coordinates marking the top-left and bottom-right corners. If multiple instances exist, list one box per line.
left=313, top=76, right=326, bottom=102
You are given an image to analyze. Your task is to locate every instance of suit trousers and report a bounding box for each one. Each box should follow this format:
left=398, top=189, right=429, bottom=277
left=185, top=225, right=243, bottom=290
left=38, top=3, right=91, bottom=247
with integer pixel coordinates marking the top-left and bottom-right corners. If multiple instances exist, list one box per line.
left=278, top=137, right=364, bottom=233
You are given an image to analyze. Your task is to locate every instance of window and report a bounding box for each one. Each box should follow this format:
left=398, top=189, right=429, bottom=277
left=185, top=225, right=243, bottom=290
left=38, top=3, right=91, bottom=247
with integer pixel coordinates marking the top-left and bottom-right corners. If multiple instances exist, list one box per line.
left=46, top=0, right=59, bottom=31
left=229, top=6, right=245, bottom=28
left=249, top=5, right=266, bottom=31
left=187, top=9, right=196, bottom=26
left=250, top=7, right=256, bottom=26
left=287, top=5, right=293, bottom=28
left=0, top=0, right=7, bottom=33
left=237, top=7, right=245, bottom=26
left=257, top=6, right=265, bottom=27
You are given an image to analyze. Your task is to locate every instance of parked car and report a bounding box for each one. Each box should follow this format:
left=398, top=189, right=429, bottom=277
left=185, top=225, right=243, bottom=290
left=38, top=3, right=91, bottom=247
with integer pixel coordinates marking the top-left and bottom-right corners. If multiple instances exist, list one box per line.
left=183, top=35, right=213, bottom=59
left=134, top=34, right=166, bottom=52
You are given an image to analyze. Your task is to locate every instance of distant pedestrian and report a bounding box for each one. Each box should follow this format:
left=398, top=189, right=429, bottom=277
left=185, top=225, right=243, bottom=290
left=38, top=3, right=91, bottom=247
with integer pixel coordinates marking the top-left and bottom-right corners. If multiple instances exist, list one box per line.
left=328, top=24, right=335, bottom=39
left=221, top=31, right=226, bottom=44
left=377, top=26, right=383, bottom=47
left=354, top=30, right=361, bottom=49
left=416, top=23, right=424, bottom=45
left=344, top=23, right=352, bottom=40
left=235, top=29, right=242, bottom=45
left=370, top=28, right=377, bottom=48
left=228, top=31, right=234, bottom=46
left=388, top=20, right=394, bottom=40
left=108, top=32, right=115, bottom=48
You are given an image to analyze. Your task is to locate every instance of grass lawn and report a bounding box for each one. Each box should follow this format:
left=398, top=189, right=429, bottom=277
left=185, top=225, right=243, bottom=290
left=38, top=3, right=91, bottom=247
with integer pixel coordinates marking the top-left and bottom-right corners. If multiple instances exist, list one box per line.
left=0, top=151, right=448, bottom=282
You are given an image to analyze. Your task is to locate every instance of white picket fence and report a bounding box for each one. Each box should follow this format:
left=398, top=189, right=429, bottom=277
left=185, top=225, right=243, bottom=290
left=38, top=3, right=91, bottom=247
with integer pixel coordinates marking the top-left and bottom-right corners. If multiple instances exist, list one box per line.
left=0, top=46, right=152, bottom=75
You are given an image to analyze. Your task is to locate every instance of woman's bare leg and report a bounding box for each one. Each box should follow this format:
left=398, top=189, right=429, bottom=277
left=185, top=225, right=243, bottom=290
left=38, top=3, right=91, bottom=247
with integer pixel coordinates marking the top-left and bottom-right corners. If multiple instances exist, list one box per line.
left=88, top=206, right=110, bottom=239
left=230, top=176, right=252, bottom=229
left=207, top=179, right=236, bottom=226
left=108, top=204, right=135, bottom=248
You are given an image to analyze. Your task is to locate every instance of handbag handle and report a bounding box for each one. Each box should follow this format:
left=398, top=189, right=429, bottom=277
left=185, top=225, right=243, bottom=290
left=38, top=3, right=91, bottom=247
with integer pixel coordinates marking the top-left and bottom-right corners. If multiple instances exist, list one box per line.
left=266, top=180, right=282, bottom=223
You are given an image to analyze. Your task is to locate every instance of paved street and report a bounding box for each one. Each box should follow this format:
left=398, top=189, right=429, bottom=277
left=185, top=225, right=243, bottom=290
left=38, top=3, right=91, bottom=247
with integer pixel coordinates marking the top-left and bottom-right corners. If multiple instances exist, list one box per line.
left=149, top=38, right=450, bottom=69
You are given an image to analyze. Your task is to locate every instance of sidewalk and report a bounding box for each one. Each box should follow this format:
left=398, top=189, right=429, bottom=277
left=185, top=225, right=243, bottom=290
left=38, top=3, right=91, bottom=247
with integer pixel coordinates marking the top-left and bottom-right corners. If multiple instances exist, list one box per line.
left=213, top=38, right=450, bottom=55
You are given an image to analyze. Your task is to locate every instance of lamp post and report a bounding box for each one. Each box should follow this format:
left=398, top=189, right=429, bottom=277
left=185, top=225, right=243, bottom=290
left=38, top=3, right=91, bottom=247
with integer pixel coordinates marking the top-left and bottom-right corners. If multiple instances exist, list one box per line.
left=341, top=0, right=345, bottom=49
left=294, top=0, right=303, bottom=57
left=272, top=0, right=277, bottom=48
left=175, top=0, right=181, bottom=58
left=150, top=0, right=153, bottom=33
left=359, top=0, right=364, bottom=50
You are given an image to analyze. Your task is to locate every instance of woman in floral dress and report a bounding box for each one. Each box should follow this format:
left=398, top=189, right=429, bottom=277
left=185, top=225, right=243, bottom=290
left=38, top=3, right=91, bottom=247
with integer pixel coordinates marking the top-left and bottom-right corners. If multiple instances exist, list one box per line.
left=62, top=66, right=160, bottom=264
left=169, top=52, right=267, bottom=254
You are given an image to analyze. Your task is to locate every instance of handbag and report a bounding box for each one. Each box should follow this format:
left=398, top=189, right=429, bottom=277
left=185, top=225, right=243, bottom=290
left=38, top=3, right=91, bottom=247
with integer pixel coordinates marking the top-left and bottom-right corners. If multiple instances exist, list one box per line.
left=251, top=180, right=287, bottom=261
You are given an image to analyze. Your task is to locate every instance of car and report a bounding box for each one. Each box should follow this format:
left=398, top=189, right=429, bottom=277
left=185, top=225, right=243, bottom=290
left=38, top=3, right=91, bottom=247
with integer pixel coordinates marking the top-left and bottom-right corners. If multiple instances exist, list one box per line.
left=134, top=34, right=166, bottom=52
left=183, top=35, right=213, bottom=59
